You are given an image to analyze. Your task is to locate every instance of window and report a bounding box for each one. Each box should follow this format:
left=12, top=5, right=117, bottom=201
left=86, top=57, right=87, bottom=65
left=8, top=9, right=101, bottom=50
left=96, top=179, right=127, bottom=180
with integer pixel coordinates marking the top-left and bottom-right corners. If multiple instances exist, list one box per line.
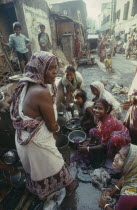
left=123, top=1, right=130, bottom=20
left=63, top=10, right=68, bottom=16
left=77, top=10, right=82, bottom=23
left=131, top=0, right=137, bottom=16
left=116, top=9, right=121, bottom=20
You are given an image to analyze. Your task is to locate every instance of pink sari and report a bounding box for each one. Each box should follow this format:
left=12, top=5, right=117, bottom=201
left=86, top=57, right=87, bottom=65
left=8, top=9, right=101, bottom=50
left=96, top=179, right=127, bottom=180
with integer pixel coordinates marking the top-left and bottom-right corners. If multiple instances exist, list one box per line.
left=89, top=114, right=131, bottom=158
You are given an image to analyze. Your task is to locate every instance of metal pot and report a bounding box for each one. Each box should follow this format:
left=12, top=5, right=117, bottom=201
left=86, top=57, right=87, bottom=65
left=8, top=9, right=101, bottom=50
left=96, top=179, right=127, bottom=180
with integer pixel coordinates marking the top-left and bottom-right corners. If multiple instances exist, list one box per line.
left=68, top=130, right=87, bottom=143
left=65, top=117, right=81, bottom=131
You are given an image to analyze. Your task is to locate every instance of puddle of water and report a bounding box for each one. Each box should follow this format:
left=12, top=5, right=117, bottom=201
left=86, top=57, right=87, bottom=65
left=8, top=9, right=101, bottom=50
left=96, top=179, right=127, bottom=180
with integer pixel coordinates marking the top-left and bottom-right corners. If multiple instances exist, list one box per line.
left=60, top=182, right=101, bottom=210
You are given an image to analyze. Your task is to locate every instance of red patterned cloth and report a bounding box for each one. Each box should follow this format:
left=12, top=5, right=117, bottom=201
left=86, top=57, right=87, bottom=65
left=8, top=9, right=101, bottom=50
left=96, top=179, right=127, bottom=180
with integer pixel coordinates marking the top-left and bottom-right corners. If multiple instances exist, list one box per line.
left=89, top=114, right=131, bottom=158
left=26, top=164, right=73, bottom=200
left=97, top=114, right=128, bottom=143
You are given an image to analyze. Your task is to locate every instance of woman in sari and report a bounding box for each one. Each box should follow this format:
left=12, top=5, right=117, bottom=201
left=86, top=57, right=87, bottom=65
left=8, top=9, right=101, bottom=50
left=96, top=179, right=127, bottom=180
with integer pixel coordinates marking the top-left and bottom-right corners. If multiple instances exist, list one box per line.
left=99, top=144, right=137, bottom=210
left=10, top=51, right=78, bottom=200
left=74, top=32, right=81, bottom=58
left=90, top=81, right=121, bottom=119
left=79, top=99, right=131, bottom=162
left=124, top=70, right=137, bottom=145
left=100, top=36, right=107, bottom=62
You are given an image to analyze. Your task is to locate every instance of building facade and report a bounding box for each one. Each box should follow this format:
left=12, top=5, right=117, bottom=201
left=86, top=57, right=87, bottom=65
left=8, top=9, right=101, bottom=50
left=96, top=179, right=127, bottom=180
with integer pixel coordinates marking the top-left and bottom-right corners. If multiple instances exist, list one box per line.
left=114, top=0, right=137, bottom=34
left=100, top=2, right=112, bottom=34
left=48, top=0, right=87, bottom=30
left=0, top=0, right=52, bottom=54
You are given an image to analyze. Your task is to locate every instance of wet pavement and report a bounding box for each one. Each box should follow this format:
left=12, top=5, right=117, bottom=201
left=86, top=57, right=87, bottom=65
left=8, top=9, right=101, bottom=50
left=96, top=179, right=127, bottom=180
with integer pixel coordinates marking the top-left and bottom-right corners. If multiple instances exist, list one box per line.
left=61, top=182, right=101, bottom=210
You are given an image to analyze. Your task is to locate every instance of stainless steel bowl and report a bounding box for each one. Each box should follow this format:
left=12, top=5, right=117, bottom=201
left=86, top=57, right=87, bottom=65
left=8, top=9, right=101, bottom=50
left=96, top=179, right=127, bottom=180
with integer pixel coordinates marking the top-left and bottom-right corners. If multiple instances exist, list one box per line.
left=3, top=149, right=18, bottom=165
left=68, top=130, right=87, bottom=143
left=65, top=117, right=81, bottom=130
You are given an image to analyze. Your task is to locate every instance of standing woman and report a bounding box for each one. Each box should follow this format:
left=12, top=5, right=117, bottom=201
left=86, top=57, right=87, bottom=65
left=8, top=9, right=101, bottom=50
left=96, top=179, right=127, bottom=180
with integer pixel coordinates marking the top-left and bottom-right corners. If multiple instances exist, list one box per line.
left=10, top=52, right=78, bottom=200
left=100, top=36, right=107, bottom=62
left=62, top=65, right=84, bottom=105
left=74, top=32, right=81, bottom=58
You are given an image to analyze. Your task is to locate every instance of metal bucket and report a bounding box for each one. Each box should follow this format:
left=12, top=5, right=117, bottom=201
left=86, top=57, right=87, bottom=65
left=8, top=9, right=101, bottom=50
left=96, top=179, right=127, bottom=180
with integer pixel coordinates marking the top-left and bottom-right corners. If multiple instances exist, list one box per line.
left=55, top=134, right=70, bottom=164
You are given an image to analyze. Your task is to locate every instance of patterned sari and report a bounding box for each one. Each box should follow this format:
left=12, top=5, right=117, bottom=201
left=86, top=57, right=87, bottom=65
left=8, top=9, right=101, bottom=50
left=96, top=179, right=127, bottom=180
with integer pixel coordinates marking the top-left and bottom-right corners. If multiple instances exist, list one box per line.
left=115, top=144, right=137, bottom=210
left=89, top=114, right=131, bottom=158
left=10, top=51, right=73, bottom=200
left=121, top=144, right=137, bottom=196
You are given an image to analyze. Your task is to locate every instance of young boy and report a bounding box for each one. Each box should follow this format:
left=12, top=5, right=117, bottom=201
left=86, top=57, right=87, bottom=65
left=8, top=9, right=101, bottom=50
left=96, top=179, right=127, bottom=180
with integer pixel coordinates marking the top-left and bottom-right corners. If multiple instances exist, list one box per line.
left=1, top=22, right=30, bottom=72
left=104, top=54, right=115, bottom=73
left=38, top=24, right=51, bottom=51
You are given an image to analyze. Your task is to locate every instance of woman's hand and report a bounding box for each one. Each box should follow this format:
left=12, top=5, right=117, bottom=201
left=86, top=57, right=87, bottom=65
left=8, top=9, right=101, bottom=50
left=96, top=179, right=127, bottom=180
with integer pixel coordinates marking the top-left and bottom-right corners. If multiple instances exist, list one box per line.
left=122, top=101, right=131, bottom=110
left=98, top=197, right=108, bottom=209
left=102, top=189, right=112, bottom=197
left=131, top=95, right=137, bottom=105
left=78, top=145, right=88, bottom=152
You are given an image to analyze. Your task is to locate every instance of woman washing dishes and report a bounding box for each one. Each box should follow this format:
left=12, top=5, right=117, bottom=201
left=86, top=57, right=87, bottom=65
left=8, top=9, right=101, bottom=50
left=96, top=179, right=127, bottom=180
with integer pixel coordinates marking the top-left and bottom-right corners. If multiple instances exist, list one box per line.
left=10, top=51, right=78, bottom=200
left=79, top=99, right=131, bottom=169
left=90, top=81, right=121, bottom=119
left=99, top=144, right=137, bottom=210
left=62, top=65, right=84, bottom=106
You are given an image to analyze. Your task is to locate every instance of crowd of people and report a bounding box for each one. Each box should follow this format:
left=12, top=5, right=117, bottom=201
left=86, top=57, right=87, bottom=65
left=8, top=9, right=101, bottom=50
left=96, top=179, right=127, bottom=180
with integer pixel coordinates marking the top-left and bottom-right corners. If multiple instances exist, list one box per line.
left=98, top=30, right=137, bottom=73
left=10, top=55, right=137, bottom=209
left=0, top=22, right=137, bottom=209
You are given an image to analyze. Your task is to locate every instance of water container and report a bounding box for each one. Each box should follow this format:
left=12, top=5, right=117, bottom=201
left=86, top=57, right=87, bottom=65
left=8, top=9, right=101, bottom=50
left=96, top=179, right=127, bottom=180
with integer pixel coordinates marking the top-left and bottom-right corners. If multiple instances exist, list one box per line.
left=55, top=134, right=70, bottom=164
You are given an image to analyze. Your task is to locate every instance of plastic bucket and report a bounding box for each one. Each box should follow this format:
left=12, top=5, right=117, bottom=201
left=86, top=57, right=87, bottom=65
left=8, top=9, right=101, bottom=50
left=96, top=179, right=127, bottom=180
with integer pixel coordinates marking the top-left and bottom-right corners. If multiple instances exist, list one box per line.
left=55, top=134, right=70, bottom=164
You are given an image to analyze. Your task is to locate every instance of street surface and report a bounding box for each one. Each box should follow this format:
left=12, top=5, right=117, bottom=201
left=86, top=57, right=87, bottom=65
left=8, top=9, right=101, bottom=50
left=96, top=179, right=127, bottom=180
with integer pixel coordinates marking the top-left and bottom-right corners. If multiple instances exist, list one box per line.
left=60, top=53, right=137, bottom=210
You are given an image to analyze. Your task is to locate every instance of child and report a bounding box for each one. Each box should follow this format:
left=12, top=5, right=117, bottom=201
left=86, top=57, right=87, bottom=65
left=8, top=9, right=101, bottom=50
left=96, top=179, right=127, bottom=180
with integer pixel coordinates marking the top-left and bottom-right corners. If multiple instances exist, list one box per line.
left=104, top=54, right=114, bottom=73
left=73, top=89, right=95, bottom=133
left=38, top=24, right=51, bottom=52
left=105, top=44, right=110, bottom=57
left=1, top=22, right=30, bottom=72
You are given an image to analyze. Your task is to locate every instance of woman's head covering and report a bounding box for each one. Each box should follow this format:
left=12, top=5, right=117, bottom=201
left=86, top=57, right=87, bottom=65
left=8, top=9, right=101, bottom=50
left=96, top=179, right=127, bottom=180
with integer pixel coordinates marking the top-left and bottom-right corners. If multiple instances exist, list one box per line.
left=90, top=81, right=104, bottom=101
left=121, top=144, right=137, bottom=196
left=24, top=51, right=58, bottom=85
left=10, top=51, right=58, bottom=145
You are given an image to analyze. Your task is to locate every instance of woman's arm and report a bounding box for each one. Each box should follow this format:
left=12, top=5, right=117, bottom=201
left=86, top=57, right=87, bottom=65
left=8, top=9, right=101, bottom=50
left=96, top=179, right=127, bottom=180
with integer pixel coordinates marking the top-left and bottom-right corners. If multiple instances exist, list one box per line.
left=66, top=86, right=71, bottom=105
left=39, top=88, right=59, bottom=133
left=86, top=107, right=94, bottom=116
left=102, top=177, right=123, bottom=197
left=77, top=82, right=82, bottom=89
left=99, top=197, right=113, bottom=210
left=78, top=144, right=103, bottom=152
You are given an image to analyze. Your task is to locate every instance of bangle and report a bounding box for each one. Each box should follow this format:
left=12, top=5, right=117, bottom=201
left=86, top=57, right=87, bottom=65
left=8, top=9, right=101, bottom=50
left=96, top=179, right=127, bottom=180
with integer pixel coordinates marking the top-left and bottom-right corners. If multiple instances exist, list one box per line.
left=52, top=122, right=58, bottom=128
left=104, top=204, right=110, bottom=209
left=114, top=185, right=120, bottom=190
left=87, top=146, right=90, bottom=152
left=55, top=125, right=60, bottom=133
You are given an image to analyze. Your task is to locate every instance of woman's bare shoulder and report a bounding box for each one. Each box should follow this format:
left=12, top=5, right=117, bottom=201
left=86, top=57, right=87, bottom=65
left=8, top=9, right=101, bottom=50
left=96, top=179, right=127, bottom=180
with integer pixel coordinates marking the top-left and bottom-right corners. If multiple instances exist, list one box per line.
left=28, top=84, right=51, bottom=101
